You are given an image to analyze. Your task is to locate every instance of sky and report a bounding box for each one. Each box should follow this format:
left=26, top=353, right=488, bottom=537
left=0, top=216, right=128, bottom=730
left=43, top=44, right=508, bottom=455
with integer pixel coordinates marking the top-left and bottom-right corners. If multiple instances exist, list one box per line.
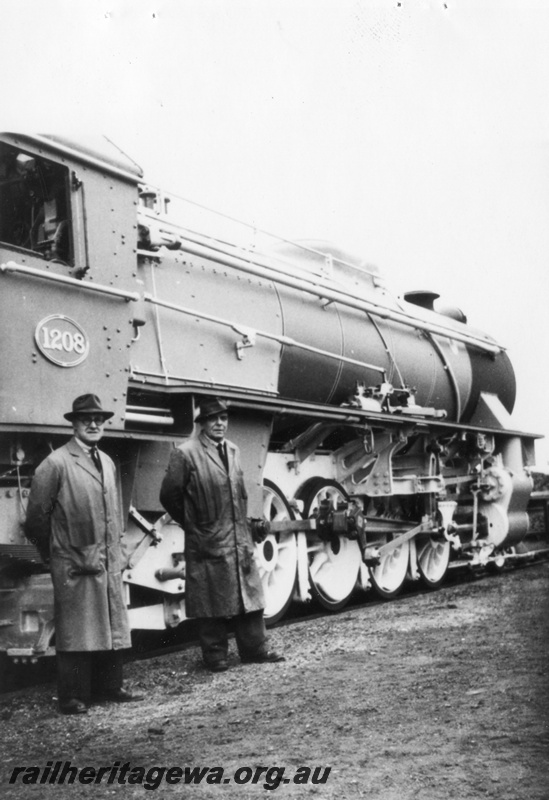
left=4, top=0, right=549, bottom=464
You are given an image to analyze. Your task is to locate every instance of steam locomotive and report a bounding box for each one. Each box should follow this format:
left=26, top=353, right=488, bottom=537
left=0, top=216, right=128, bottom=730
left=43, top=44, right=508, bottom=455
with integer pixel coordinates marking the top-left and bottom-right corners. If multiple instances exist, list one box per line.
left=0, top=134, right=539, bottom=665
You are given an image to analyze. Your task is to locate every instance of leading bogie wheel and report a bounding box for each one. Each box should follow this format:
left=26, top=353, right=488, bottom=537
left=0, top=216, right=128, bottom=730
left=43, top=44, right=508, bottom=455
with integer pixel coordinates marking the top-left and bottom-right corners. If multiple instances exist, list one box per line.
left=487, top=542, right=527, bottom=573
left=298, top=479, right=361, bottom=612
left=255, top=480, right=298, bottom=625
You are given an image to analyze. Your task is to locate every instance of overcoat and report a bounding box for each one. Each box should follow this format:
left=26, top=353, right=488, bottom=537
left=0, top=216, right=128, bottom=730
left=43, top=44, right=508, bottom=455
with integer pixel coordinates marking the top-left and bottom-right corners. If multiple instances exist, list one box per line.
left=24, top=438, right=131, bottom=652
left=159, top=431, right=265, bottom=618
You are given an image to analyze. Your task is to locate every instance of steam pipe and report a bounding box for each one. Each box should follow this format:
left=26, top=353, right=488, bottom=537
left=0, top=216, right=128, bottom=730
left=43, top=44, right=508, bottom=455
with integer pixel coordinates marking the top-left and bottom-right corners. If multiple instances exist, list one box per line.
left=137, top=241, right=502, bottom=354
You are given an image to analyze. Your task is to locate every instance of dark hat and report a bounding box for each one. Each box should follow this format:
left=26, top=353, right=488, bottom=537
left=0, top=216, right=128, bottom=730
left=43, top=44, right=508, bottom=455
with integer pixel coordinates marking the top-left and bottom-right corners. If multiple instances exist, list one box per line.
left=196, top=397, right=229, bottom=423
left=64, top=393, right=114, bottom=422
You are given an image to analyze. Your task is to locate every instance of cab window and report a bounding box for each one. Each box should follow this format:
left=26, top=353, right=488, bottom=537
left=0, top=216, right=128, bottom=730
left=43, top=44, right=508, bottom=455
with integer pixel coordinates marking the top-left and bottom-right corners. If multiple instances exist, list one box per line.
left=0, top=141, right=72, bottom=264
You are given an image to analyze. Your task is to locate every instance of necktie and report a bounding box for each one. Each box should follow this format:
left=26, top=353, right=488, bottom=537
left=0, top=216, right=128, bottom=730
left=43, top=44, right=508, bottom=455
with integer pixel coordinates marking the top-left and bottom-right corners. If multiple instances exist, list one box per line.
left=217, top=442, right=228, bottom=472
left=90, top=446, right=102, bottom=473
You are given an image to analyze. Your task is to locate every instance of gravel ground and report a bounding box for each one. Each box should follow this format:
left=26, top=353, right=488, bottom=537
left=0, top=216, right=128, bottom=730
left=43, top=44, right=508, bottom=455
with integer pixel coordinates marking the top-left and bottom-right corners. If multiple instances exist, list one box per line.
left=1, top=561, right=548, bottom=800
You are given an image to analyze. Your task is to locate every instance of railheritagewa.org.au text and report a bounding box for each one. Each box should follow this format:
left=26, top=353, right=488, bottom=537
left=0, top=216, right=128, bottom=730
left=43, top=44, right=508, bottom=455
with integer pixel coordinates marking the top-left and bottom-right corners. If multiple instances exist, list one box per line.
left=8, top=761, right=332, bottom=791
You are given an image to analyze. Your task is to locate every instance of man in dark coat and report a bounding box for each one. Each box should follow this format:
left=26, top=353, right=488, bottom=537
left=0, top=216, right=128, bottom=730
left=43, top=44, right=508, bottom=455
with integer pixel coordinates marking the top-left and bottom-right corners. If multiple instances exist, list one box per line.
left=25, top=394, right=142, bottom=714
left=160, top=397, right=284, bottom=671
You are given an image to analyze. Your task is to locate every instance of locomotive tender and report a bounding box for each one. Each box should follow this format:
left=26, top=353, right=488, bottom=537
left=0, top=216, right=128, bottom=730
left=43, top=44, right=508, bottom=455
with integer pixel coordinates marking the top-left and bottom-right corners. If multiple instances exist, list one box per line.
left=0, top=134, right=538, bottom=663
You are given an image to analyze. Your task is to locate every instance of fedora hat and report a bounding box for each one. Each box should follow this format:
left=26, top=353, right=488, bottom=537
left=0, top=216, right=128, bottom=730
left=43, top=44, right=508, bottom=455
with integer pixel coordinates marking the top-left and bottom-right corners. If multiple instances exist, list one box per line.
left=196, top=397, right=229, bottom=423
left=64, top=393, right=114, bottom=422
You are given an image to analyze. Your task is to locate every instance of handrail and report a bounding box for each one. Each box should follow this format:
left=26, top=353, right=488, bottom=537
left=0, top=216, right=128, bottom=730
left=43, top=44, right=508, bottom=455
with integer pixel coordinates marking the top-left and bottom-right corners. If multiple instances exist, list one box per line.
left=0, top=261, right=140, bottom=301
left=138, top=242, right=503, bottom=355
left=143, top=293, right=387, bottom=376
left=140, top=215, right=341, bottom=284
left=138, top=194, right=380, bottom=279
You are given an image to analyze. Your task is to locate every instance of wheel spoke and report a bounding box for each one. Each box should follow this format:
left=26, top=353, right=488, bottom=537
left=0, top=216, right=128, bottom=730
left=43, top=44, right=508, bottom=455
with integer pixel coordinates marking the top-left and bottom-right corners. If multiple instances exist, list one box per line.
left=309, top=551, right=329, bottom=579
left=369, top=535, right=410, bottom=599
left=298, top=479, right=360, bottom=611
left=255, top=480, right=298, bottom=624
left=416, top=535, right=450, bottom=589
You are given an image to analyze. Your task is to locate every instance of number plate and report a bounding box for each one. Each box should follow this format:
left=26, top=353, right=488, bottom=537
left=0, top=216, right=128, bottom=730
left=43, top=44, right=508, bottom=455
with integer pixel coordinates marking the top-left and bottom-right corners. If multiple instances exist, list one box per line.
left=35, top=315, right=90, bottom=367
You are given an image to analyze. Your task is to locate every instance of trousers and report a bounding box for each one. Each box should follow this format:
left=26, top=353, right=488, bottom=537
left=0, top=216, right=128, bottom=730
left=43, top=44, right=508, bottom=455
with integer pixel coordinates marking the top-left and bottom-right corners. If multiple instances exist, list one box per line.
left=56, top=650, right=124, bottom=704
left=198, top=609, right=268, bottom=665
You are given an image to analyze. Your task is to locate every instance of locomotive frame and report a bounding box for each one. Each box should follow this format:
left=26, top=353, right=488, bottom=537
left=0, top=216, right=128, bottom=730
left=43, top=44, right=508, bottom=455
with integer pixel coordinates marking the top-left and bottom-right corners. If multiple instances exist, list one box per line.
left=0, top=133, right=540, bottom=664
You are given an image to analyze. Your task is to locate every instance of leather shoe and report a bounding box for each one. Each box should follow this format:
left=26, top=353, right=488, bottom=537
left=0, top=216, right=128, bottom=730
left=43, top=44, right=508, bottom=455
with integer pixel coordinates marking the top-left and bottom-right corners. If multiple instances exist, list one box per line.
left=206, top=659, right=229, bottom=672
left=98, top=688, right=144, bottom=703
left=241, top=650, right=285, bottom=664
left=59, top=698, right=88, bottom=715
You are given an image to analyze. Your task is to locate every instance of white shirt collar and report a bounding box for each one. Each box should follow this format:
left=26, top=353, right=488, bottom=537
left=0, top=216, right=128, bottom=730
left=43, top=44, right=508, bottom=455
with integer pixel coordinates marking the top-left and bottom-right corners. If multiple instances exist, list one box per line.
left=74, top=436, right=92, bottom=455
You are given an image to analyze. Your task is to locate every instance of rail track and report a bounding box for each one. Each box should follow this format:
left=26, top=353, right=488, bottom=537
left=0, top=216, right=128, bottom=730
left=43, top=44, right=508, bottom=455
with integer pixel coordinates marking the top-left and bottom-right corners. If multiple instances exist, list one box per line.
left=134, top=540, right=549, bottom=658
left=2, top=535, right=547, bottom=697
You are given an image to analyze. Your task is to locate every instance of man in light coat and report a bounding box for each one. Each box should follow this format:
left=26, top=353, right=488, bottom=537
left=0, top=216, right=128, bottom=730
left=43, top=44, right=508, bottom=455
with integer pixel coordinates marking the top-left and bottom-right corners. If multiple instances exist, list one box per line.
left=25, top=394, right=142, bottom=714
left=160, top=397, right=284, bottom=671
